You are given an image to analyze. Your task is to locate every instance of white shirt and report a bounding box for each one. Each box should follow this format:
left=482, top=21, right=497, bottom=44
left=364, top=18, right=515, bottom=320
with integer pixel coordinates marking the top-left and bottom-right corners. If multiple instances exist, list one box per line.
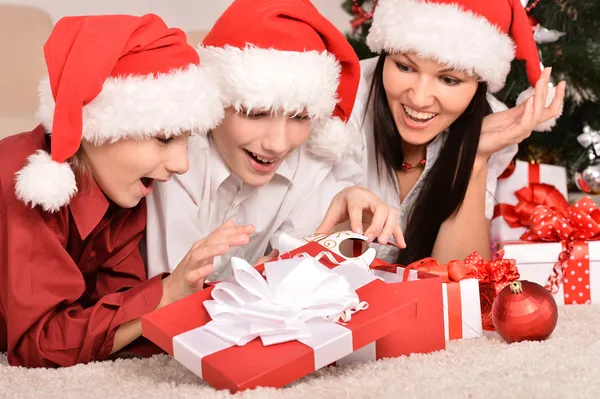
left=144, top=134, right=363, bottom=281
left=353, top=58, right=517, bottom=262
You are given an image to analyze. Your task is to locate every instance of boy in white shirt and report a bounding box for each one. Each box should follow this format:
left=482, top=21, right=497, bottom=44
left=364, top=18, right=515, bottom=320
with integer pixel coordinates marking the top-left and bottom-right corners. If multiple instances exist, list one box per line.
left=145, top=0, right=404, bottom=284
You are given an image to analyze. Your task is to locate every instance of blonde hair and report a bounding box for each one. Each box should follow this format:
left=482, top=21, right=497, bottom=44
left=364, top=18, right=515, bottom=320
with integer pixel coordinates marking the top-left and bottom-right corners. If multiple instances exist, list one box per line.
left=68, top=148, right=94, bottom=187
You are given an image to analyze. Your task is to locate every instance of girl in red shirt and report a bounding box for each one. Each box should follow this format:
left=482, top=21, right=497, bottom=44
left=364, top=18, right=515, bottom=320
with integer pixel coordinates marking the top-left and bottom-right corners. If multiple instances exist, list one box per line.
left=0, top=13, right=227, bottom=367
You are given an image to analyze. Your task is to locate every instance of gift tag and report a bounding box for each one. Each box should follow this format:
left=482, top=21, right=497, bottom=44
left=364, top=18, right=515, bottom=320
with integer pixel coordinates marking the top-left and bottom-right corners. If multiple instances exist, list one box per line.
left=302, top=231, right=377, bottom=270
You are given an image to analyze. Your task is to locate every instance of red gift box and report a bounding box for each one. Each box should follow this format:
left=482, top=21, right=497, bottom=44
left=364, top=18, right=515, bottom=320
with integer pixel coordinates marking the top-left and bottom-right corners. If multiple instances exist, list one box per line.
left=142, top=242, right=424, bottom=392
left=335, top=255, right=446, bottom=364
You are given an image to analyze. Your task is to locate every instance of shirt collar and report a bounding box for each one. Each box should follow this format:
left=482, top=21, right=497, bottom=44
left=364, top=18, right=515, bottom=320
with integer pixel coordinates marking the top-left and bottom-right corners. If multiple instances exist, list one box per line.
left=274, top=149, right=298, bottom=183
left=68, top=174, right=110, bottom=240
left=206, top=137, right=237, bottom=194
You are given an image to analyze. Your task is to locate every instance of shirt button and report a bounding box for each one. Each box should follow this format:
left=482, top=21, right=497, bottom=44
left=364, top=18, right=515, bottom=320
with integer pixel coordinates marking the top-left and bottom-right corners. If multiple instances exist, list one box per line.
left=89, top=250, right=96, bottom=258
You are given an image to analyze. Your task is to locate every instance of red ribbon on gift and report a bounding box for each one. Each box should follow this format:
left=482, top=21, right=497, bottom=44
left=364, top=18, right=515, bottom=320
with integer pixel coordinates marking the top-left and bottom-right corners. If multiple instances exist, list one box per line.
left=399, top=258, right=474, bottom=340
left=521, top=197, right=600, bottom=304
left=493, top=183, right=569, bottom=228
left=498, top=161, right=539, bottom=182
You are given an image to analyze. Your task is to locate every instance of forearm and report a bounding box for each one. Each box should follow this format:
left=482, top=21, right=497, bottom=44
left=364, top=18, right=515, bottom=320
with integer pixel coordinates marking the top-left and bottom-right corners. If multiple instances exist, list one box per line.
left=432, top=157, right=491, bottom=263
left=110, top=277, right=175, bottom=355
left=8, top=275, right=166, bottom=368
left=110, top=319, right=143, bottom=355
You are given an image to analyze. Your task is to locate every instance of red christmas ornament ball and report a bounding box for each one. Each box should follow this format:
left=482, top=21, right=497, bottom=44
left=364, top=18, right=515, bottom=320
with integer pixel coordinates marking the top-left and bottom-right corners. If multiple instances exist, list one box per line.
left=492, top=280, right=558, bottom=343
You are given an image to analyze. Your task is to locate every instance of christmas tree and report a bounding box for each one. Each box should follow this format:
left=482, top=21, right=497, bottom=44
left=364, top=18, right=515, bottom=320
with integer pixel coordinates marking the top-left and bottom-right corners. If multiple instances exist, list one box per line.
left=342, top=0, right=600, bottom=187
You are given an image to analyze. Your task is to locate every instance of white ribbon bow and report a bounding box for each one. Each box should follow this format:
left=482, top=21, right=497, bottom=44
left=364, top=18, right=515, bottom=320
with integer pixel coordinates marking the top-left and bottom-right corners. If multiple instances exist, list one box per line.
left=202, top=256, right=368, bottom=346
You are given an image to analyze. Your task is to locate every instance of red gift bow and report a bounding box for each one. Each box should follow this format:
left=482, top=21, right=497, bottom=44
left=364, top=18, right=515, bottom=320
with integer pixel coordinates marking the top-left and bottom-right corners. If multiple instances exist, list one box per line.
left=462, top=250, right=520, bottom=330
left=462, top=249, right=520, bottom=287
left=402, top=257, right=476, bottom=283
left=494, top=183, right=569, bottom=228
left=521, top=197, right=600, bottom=304
left=399, top=250, right=519, bottom=286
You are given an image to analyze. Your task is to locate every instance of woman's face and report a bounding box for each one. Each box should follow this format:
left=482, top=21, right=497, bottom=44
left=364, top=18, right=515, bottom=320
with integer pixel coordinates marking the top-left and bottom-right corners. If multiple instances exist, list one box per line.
left=211, top=107, right=311, bottom=187
left=382, top=52, right=479, bottom=146
left=81, top=133, right=190, bottom=208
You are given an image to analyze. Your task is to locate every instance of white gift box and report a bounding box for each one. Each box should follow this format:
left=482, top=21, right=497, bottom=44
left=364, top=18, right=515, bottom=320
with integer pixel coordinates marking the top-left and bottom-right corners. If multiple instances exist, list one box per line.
left=492, top=160, right=568, bottom=242
left=502, top=241, right=600, bottom=305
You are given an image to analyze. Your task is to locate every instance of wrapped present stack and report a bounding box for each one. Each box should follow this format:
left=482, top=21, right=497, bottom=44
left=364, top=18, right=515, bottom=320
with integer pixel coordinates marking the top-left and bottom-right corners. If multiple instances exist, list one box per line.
left=502, top=197, right=600, bottom=305
left=493, top=158, right=598, bottom=305
left=142, top=232, right=448, bottom=392
left=283, top=232, right=488, bottom=342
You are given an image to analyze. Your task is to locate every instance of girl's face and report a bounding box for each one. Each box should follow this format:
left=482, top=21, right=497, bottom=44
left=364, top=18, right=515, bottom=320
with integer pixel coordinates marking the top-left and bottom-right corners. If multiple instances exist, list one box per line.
left=382, top=52, right=479, bottom=146
left=211, top=107, right=311, bottom=187
left=81, top=133, right=190, bottom=208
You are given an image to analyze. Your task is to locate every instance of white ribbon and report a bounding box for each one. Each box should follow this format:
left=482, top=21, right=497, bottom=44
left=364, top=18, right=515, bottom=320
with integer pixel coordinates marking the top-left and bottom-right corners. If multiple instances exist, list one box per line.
left=202, top=256, right=368, bottom=346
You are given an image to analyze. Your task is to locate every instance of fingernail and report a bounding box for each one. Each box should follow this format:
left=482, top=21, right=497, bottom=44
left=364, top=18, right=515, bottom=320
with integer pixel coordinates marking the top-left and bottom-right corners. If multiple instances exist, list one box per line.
left=379, top=235, right=389, bottom=245
left=366, top=234, right=375, bottom=243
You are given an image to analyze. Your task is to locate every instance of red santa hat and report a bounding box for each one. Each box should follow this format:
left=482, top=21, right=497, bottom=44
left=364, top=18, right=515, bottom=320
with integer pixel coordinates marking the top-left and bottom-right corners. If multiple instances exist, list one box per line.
left=198, top=0, right=361, bottom=162
left=15, top=14, right=223, bottom=212
left=367, top=0, right=561, bottom=131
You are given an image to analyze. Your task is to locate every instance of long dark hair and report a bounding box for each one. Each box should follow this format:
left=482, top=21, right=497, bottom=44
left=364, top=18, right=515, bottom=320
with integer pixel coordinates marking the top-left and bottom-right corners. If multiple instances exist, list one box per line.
left=366, top=54, right=491, bottom=264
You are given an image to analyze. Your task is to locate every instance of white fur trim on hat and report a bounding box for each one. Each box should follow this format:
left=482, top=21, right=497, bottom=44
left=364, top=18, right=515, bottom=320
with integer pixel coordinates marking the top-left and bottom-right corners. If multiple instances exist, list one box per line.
left=516, top=85, right=562, bottom=132
left=15, top=150, right=77, bottom=213
left=366, top=0, right=515, bottom=92
left=37, top=64, right=224, bottom=144
left=197, top=45, right=341, bottom=120
left=308, top=117, right=360, bottom=163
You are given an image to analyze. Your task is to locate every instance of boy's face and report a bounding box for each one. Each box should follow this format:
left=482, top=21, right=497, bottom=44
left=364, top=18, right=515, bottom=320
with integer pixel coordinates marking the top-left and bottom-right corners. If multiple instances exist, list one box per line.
left=211, top=107, right=311, bottom=186
left=80, top=133, right=190, bottom=208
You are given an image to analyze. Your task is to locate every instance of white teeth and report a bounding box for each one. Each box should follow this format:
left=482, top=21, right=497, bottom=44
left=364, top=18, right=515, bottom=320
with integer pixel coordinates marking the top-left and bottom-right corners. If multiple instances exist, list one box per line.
left=250, top=151, right=277, bottom=163
left=403, top=105, right=438, bottom=121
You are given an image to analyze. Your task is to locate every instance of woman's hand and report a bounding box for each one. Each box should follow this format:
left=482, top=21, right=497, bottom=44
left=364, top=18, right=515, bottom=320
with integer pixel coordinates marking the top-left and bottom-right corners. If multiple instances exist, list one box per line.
left=478, top=68, right=566, bottom=160
left=316, top=186, right=406, bottom=247
left=160, top=220, right=255, bottom=306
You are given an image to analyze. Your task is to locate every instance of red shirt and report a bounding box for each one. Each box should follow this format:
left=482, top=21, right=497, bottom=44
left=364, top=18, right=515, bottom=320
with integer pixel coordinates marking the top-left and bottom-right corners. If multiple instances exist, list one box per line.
left=0, top=126, right=165, bottom=367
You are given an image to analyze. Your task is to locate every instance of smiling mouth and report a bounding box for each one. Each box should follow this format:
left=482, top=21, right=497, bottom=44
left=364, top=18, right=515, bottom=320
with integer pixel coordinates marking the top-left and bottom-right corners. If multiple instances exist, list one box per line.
left=402, top=104, right=439, bottom=123
left=140, top=177, right=153, bottom=187
left=244, top=149, right=279, bottom=165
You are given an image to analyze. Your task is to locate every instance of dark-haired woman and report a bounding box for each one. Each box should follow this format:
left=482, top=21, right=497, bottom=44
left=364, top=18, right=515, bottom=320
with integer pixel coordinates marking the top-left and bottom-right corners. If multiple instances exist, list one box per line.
left=352, top=0, right=566, bottom=264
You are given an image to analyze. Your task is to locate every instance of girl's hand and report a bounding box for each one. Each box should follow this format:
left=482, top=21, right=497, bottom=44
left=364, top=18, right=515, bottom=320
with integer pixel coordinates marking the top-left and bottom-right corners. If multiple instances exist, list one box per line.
left=160, top=220, right=255, bottom=306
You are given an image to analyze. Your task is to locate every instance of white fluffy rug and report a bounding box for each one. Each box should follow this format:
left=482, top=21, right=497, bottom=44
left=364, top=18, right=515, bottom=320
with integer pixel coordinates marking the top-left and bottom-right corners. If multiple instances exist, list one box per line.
left=1, top=305, right=599, bottom=399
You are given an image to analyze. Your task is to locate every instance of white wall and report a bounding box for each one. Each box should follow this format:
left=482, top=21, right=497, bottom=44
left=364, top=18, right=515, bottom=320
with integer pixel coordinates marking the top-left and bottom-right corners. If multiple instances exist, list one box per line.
left=3, top=0, right=352, bottom=33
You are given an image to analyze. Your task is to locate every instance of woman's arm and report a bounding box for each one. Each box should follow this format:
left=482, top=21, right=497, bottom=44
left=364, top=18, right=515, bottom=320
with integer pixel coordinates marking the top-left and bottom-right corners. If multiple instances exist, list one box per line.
left=431, top=157, right=491, bottom=263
